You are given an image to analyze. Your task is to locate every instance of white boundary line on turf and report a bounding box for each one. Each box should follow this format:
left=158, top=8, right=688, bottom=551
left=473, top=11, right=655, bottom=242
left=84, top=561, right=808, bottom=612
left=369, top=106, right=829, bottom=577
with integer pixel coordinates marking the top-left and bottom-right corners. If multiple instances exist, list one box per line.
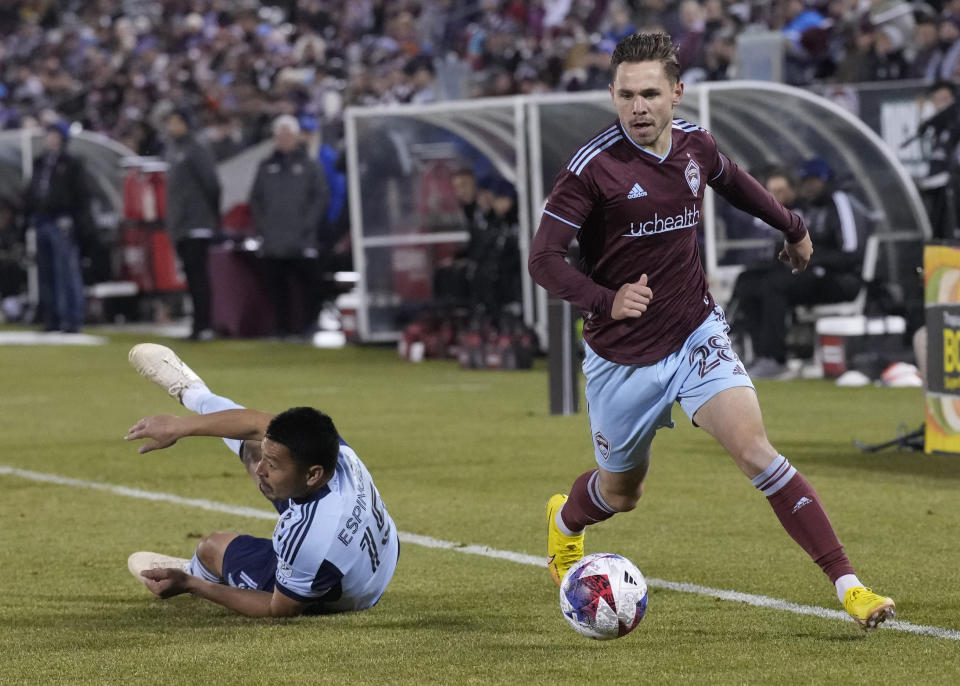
left=3, top=464, right=958, bottom=642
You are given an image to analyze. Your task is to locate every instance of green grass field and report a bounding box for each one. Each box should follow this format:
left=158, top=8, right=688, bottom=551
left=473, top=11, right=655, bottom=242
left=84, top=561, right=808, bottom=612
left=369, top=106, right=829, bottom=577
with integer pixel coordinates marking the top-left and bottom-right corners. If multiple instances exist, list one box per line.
left=1, top=332, right=958, bottom=685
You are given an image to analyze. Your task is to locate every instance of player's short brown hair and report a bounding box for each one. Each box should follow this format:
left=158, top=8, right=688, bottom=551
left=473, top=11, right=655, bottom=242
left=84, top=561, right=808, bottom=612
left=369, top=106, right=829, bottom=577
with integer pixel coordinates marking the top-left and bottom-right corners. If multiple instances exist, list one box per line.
left=610, top=33, right=681, bottom=84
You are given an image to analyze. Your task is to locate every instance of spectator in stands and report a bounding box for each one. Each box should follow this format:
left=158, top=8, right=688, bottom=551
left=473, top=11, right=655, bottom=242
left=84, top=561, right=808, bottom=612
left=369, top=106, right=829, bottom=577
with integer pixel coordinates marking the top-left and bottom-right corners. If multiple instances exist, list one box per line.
left=866, top=0, right=915, bottom=48
left=779, top=0, right=827, bottom=84
left=249, top=114, right=328, bottom=339
left=490, top=181, right=522, bottom=315
left=675, top=0, right=709, bottom=75
left=3, top=0, right=947, bottom=167
left=164, top=108, right=221, bottom=342
left=403, top=55, right=439, bottom=104
left=867, top=25, right=909, bottom=80
left=924, top=15, right=960, bottom=83
left=452, top=167, right=487, bottom=230
left=433, top=166, right=487, bottom=309
left=475, top=178, right=522, bottom=318
left=733, top=158, right=868, bottom=379
left=701, top=28, right=738, bottom=81
left=300, top=115, right=351, bottom=298
left=909, top=14, right=942, bottom=80
left=831, top=15, right=877, bottom=83
left=24, top=121, right=91, bottom=334
left=603, top=2, right=638, bottom=44
left=915, top=81, right=960, bottom=239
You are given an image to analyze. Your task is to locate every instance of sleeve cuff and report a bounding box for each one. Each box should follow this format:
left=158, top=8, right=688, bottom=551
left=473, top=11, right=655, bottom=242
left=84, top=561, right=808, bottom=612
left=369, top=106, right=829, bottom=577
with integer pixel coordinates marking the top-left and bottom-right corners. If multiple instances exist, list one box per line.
left=275, top=582, right=317, bottom=604
left=784, top=225, right=808, bottom=244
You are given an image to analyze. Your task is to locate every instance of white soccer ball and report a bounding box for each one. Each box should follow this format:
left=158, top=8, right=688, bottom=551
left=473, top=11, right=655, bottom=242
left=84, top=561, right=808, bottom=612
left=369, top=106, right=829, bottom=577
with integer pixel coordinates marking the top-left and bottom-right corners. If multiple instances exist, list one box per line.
left=559, top=552, right=648, bottom=640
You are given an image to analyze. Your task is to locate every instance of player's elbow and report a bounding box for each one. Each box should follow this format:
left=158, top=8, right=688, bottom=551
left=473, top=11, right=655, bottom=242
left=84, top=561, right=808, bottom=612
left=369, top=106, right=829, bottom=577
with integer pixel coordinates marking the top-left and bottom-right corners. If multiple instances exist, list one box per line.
left=527, top=250, right=540, bottom=280
left=268, top=597, right=305, bottom=618
left=527, top=247, right=552, bottom=286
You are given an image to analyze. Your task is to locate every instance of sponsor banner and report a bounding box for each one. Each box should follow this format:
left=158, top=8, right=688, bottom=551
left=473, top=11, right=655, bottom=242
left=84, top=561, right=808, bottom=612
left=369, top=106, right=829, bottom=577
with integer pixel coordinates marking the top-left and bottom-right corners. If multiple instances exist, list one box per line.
left=924, top=243, right=960, bottom=454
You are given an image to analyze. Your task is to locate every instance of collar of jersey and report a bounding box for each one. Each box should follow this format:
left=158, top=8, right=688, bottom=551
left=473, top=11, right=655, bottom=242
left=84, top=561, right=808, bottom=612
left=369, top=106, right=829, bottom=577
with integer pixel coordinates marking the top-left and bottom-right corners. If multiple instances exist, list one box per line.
left=292, top=483, right=331, bottom=505
left=619, top=121, right=671, bottom=163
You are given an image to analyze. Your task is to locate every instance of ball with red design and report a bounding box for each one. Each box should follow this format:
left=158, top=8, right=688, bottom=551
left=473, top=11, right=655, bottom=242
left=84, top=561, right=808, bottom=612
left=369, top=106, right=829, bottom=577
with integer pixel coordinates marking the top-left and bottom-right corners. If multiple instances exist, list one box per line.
left=559, top=552, right=647, bottom=640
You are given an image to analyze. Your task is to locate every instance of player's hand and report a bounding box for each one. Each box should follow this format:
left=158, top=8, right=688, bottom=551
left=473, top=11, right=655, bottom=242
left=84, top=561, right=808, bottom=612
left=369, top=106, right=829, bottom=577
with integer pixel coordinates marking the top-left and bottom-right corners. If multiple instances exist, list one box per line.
left=611, top=274, right=653, bottom=320
left=124, top=414, right=182, bottom=454
left=140, top=567, right=192, bottom=599
left=779, top=233, right=813, bottom=274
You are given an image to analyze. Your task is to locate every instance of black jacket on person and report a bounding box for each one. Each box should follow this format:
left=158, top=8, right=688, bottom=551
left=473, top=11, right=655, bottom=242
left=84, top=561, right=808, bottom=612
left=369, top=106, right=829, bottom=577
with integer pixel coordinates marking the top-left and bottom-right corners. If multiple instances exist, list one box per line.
left=26, top=150, right=90, bottom=220
left=25, top=149, right=95, bottom=252
left=164, top=134, right=221, bottom=241
left=249, top=146, right=327, bottom=258
left=797, top=188, right=868, bottom=276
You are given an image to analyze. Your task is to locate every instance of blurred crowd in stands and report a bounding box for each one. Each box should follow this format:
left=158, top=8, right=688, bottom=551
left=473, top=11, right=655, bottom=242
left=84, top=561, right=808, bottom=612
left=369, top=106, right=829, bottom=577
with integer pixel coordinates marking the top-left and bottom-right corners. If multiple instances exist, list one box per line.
left=0, top=0, right=955, bottom=346
left=0, top=0, right=954, bottom=158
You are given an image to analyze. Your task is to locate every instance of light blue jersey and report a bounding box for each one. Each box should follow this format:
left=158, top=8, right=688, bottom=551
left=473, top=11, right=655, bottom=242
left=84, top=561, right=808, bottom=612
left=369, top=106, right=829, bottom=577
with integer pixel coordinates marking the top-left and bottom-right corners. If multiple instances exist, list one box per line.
left=188, top=390, right=399, bottom=613
left=272, top=441, right=399, bottom=612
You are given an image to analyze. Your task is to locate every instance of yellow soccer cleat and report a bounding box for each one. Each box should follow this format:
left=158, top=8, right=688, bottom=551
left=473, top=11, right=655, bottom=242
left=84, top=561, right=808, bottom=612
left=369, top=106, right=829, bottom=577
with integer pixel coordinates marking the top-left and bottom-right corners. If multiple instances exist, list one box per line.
left=843, top=586, right=896, bottom=632
left=547, top=493, right=584, bottom=587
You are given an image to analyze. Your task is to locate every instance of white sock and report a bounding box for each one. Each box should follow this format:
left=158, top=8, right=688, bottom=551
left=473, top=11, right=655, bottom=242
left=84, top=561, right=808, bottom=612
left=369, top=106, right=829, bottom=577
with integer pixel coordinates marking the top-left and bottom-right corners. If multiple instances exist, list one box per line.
left=555, top=508, right=583, bottom=537
left=835, top=573, right=863, bottom=604
left=187, top=552, right=223, bottom=583
left=180, top=386, right=247, bottom=456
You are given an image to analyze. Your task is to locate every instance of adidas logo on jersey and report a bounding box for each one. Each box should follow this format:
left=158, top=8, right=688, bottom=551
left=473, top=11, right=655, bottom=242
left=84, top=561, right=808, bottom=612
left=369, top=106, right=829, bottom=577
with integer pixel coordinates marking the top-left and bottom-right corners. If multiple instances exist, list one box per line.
left=627, top=183, right=647, bottom=199
left=792, top=496, right=812, bottom=514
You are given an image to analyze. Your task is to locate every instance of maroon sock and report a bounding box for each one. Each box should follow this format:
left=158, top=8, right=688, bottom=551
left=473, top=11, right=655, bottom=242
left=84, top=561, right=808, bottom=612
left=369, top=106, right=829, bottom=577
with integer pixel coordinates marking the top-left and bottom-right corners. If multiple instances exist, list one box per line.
left=559, top=469, right=617, bottom=533
left=764, top=471, right=855, bottom=583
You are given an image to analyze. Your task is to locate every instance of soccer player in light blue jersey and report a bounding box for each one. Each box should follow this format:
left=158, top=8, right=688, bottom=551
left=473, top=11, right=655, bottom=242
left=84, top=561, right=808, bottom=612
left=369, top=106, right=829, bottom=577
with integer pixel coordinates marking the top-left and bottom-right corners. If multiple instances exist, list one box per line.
left=124, top=344, right=398, bottom=618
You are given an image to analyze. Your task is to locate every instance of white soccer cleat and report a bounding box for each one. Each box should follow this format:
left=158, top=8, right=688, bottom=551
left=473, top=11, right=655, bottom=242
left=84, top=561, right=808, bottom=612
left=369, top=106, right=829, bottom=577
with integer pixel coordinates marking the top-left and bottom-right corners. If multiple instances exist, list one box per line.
left=127, top=551, right=191, bottom=586
left=129, top=343, right=204, bottom=402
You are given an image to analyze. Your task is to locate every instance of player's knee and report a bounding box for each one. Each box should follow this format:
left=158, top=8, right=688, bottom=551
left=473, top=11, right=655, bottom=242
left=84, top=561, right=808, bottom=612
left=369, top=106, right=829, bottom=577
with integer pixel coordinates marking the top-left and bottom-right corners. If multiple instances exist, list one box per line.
left=731, top=434, right=778, bottom=478
left=195, top=531, right=232, bottom=572
left=194, top=535, right=216, bottom=565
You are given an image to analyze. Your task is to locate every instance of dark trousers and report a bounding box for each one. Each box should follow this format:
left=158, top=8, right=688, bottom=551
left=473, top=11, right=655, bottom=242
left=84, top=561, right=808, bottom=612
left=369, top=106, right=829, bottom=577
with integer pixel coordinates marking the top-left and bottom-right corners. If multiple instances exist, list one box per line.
left=35, top=217, right=84, bottom=331
left=731, top=266, right=861, bottom=363
left=260, top=256, right=320, bottom=336
left=922, top=186, right=959, bottom=240
left=176, top=238, right=212, bottom=335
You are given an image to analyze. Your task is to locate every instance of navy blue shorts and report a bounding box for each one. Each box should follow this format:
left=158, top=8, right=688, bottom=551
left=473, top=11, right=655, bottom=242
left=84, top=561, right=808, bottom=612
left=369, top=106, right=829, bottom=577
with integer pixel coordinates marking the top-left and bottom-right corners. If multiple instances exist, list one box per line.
left=221, top=535, right=277, bottom=592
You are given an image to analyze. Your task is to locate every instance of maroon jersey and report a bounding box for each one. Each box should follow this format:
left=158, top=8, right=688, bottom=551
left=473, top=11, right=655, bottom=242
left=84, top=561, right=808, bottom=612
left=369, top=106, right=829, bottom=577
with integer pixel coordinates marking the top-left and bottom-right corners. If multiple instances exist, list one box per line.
left=529, top=118, right=806, bottom=365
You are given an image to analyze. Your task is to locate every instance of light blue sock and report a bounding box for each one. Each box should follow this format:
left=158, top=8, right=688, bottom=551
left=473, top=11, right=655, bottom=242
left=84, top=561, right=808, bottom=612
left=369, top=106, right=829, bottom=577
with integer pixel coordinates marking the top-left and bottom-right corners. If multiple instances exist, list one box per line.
left=180, top=387, right=246, bottom=456
left=187, top=552, right=223, bottom=583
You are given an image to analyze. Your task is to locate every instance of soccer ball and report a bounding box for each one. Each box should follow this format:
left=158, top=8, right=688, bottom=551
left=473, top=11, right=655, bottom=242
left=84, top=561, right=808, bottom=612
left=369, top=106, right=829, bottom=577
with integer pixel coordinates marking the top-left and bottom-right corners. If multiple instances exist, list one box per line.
left=559, top=552, right=648, bottom=640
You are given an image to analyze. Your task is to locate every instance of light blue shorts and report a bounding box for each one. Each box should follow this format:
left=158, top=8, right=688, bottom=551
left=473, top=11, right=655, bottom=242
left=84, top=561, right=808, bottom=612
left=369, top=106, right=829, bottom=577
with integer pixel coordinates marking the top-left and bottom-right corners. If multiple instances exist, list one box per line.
left=583, top=305, right=754, bottom=472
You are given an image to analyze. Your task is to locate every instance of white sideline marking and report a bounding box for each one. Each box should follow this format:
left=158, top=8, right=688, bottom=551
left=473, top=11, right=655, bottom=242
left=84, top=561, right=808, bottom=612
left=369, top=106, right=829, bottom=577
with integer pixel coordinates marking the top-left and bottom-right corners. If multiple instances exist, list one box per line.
left=0, top=332, right=106, bottom=346
left=3, top=464, right=958, bottom=642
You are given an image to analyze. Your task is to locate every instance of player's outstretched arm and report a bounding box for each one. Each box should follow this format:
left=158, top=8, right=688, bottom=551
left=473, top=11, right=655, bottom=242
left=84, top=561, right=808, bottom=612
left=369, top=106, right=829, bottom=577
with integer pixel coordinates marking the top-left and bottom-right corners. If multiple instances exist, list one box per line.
left=140, top=568, right=305, bottom=617
left=125, top=408, right=275, bottom=454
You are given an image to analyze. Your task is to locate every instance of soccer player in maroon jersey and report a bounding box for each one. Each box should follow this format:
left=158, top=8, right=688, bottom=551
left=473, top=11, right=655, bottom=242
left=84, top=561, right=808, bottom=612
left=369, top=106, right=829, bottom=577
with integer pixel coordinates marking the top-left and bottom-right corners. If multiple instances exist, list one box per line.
left=529, top=32, right=895, bottom=631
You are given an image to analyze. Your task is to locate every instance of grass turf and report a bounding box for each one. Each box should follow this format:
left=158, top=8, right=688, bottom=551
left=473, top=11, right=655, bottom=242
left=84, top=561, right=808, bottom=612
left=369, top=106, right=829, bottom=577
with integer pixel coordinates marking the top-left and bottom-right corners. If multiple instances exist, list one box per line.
left=1, top=332, right=958, bottom=684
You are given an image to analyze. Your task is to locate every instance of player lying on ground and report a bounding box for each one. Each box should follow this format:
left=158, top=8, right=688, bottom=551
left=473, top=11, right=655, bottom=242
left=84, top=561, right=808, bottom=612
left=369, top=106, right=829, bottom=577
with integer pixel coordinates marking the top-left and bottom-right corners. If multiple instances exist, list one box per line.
left=528, top=32, right=895, bottom=631
left=124, top=344, right=398, bottom=618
